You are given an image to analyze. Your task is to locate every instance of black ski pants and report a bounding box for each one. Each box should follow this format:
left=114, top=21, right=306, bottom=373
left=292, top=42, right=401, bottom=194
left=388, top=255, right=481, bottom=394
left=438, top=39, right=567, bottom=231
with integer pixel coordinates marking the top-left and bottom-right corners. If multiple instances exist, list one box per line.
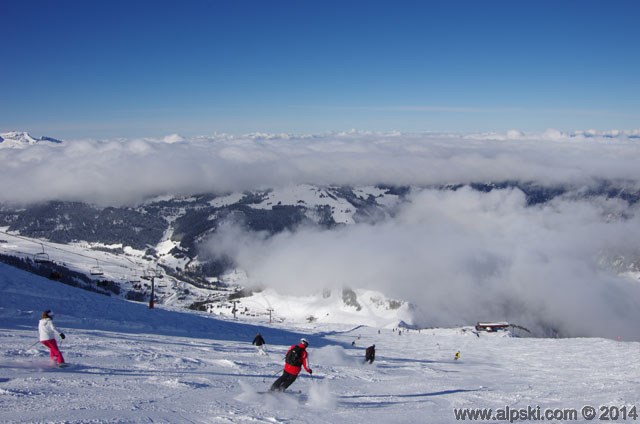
left=270, top=370, right=298, bottom=391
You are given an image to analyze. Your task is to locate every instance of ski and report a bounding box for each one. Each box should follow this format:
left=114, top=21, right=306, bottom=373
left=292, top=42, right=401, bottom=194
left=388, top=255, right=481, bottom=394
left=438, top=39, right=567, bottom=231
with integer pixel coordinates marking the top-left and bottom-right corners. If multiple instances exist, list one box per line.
left=52, top=362, right=72, bottom=369
left=257, top=389, right=302, bottom=395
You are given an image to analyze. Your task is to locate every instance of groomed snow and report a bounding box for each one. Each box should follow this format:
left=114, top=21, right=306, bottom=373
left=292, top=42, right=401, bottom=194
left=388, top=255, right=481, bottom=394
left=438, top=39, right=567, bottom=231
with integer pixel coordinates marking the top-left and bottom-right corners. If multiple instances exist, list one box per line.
left=1, top=262, right=638, bottom=423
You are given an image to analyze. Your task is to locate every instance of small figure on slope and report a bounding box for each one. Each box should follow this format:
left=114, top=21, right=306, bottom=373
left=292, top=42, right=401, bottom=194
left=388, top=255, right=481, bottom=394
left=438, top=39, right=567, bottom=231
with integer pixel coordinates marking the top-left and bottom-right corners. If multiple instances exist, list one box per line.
left=454, top=351, right=460, bottom=361
left=252, top=332, right=267, bottom=355
left=38, top=310, right=66, bottom=366
left=270, top=338, right=312, bottom=391
left=365, top=344, right=376, bottom=364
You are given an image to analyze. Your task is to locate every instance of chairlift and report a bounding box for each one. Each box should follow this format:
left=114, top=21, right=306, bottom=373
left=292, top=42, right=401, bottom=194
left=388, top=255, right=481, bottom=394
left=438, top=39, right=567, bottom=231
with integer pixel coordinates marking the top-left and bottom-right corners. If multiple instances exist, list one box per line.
left=154, top=266, right=164, bottom=279
left=90, top=259, right=104, bottom=276
left=129, top=272, right=141, bottom=284
left=34, top=244, right=50, bottom=264
left=141, top=268, right=156, bottom=281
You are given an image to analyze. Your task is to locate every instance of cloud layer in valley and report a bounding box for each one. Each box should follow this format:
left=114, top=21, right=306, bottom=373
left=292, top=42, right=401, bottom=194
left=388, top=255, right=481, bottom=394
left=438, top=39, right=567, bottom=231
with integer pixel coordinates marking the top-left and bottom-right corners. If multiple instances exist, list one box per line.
left=1, top=129, right=640, bottom=206
left=205, top=186, right=640, bottom=340
left=3, top=129, right=640, bottom=340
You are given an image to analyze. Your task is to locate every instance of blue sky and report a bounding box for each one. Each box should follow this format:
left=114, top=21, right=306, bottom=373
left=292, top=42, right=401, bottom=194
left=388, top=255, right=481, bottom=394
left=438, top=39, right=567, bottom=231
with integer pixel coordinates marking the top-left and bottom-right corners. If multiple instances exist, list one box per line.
left=1, top=0, right=639, bottom=139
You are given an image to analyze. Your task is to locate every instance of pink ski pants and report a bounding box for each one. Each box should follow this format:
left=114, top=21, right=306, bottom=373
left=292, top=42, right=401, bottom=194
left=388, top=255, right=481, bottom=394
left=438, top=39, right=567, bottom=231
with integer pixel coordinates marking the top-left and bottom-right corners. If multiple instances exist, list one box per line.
left=41, top=339, right=65, bottom=364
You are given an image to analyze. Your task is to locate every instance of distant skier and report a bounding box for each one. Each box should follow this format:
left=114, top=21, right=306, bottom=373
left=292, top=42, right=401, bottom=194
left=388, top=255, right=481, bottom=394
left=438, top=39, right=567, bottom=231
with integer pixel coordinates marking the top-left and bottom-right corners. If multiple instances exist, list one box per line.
left=252, top=333, right=267, bottom=355
left=365, top=344, right=375, bottom=364
left=270, top=338, right=312, bottom=391
left=38, top=310, right=65, bottom=366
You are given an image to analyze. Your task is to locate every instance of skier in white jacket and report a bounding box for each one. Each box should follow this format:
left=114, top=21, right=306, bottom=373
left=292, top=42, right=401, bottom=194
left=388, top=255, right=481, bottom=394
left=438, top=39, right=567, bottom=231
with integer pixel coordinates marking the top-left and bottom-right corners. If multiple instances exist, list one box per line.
left=38, top=310, right=65, bottom=365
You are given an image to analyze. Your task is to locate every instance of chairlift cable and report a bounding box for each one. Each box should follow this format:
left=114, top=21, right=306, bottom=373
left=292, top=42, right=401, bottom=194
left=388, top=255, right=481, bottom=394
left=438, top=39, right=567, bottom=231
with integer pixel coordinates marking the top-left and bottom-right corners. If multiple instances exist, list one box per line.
left=0, top=229, right=161, bottom=278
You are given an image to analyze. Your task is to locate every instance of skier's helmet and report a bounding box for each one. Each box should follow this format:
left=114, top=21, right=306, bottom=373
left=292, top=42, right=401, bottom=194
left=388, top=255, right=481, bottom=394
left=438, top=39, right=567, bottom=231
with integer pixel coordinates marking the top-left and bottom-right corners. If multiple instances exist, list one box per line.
left=300, top=338, right=309, bottom=347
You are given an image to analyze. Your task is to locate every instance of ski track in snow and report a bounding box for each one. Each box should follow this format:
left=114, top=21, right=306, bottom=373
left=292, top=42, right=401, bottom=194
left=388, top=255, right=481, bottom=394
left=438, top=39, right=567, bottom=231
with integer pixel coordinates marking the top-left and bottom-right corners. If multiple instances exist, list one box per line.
left=1, top=262, right=639, bottom=423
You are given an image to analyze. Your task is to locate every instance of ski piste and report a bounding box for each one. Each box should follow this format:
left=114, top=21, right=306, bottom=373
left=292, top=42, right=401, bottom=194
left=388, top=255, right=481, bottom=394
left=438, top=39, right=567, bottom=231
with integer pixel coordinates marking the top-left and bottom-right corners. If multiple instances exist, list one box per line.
left=0, top=358, right=73, bottom=370
left=2, top=262, right=638, bottom=423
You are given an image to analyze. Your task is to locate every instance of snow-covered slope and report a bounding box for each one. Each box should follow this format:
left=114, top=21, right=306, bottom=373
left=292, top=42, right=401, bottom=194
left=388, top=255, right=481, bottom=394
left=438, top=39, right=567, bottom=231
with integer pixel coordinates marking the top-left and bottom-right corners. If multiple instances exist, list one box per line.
left=1, top=262, right=638, bottom=423
left=0, top=229, right=415, bottom=327
left=218, top=287, right=414, bottom=328
left=236, top=184, right=400, bottom=224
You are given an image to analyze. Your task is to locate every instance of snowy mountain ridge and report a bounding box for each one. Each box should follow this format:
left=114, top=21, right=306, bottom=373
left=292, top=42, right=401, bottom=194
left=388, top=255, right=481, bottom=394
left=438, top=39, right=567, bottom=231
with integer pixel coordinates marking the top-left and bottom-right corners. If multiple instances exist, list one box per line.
left=3, top=128, right=640, bottom=145
left=0, top=131, right=62, bottom=148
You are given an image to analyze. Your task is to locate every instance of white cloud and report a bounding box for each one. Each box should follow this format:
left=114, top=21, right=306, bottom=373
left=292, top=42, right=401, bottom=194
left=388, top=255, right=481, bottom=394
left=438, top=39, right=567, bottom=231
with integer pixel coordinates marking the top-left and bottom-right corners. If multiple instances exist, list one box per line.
left=204, top=187, right=640, bottom=339
left=1, top=130, right=640, bottom=206
left=162, top=133, right=186, bottom=144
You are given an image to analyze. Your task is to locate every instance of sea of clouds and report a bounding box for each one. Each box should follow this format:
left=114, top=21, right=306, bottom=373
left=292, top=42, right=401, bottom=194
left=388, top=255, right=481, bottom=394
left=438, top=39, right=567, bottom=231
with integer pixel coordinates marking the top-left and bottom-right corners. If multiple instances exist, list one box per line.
left=3, top=129, right=640, bottom=339
left=1, top=129, right=639, bottom=206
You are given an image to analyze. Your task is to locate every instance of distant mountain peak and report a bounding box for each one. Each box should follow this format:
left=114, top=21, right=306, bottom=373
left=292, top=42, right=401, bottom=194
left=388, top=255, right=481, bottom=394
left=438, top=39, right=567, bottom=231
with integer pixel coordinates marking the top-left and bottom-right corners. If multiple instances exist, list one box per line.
left=1, top=131, right=38, bottom=144
left=0, top=131, right=63, bottom=148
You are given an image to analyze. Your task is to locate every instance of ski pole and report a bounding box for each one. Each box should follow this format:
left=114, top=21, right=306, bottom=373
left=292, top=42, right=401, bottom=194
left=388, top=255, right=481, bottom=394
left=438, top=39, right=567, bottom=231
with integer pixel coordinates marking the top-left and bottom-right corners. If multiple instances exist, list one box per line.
left=262, top=368, right=283, bottom=383
left=24, top=340, right=40, bottom=350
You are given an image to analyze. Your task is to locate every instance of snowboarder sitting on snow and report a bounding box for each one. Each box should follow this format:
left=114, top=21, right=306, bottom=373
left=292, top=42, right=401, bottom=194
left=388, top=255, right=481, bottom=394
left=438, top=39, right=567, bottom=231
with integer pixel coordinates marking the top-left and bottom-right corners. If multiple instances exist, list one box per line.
left=252, top=332, right=267, bottom=355
left=270, top=338, right=312, bottom=391
left=38, top=310, right=65, bottom=366
left=365, top=344, right=375, bottom=364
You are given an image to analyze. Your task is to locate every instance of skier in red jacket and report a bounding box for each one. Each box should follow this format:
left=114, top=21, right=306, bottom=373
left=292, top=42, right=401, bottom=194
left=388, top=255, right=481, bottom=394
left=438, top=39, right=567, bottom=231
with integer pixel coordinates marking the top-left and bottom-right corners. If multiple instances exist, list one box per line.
left=270, top=338, right=313, bottom=391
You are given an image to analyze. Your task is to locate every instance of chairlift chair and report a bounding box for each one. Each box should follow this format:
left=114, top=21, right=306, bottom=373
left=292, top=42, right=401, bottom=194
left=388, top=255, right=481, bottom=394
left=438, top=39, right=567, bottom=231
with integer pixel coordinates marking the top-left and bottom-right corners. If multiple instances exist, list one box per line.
left=154, top=267, right=164, bottom=279
left=141, top=268, right=156, bottom=280
left=34, top=244, right=50, bottom=264
left=90, top=260, right=104, bottom=276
